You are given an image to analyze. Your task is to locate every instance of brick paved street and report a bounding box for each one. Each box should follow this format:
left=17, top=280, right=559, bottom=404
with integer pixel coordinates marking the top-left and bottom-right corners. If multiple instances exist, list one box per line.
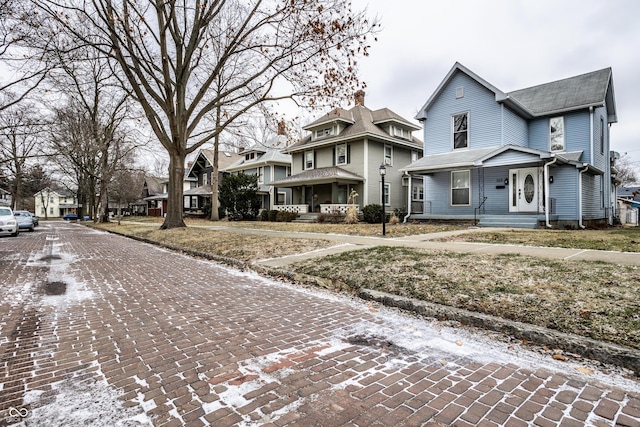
left=1, top=222, right=639, bottom=426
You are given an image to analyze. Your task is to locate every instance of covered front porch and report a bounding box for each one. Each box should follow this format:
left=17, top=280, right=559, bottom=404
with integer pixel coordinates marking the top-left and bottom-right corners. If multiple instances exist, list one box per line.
left=402, top=145, right=573, bottom=228
left=270, top=166, right=365, bottom=214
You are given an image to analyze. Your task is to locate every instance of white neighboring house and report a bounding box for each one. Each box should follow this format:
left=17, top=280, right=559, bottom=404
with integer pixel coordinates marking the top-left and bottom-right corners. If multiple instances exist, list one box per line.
left=34, top=187, right=79, bottom=218
left=0, top=188, right=11, bottom=207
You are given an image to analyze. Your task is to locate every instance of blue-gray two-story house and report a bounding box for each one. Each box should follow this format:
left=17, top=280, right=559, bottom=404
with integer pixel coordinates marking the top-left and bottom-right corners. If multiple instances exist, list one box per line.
left=402, top=63, right=617, bottom=228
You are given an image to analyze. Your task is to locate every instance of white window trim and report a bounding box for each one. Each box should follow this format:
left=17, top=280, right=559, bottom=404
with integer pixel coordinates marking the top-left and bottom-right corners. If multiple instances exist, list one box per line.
left=550, top=116, right=565, bottom=152
left=315, top=127, right=333, bottom=139
left=336, top=143, right=347, bottom=165
left=382, top=182, right=390, bottom=206
left=384, top=144, right=393, bottom=166
left=452, top=112, right=469, bottom=150
left=450, top=170, right=471, bottom=206
left=305, top=150, right=314, bottom=170
left=412, top=185, right=424, bottom=201
left=257, top=166, right=264, bottom=184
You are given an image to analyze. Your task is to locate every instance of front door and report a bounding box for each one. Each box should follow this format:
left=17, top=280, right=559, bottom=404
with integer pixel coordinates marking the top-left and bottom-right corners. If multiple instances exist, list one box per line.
left=509, top=168, right=541, bottom=212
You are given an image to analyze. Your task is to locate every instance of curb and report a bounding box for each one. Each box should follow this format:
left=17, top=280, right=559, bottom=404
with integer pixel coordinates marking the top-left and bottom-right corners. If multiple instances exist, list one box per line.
left=359, top=288, right=640, bottom=375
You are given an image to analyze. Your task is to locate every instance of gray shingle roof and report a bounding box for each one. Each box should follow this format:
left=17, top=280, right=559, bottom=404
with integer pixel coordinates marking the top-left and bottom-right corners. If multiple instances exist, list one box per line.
left=270, top=166, right=364, bottom=186
left=290, top=105, right=422, bottom=151
left=507, top=68, right=613, bottom=117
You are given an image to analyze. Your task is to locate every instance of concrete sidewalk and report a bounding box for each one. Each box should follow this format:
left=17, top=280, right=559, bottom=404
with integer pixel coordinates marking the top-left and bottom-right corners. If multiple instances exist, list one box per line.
left=224, top=226, right=640, bottom=268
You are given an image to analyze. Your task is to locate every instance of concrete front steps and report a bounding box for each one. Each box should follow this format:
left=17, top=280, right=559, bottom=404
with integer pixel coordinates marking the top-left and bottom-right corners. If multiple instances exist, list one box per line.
left=477, top=215, right=540, bottom=229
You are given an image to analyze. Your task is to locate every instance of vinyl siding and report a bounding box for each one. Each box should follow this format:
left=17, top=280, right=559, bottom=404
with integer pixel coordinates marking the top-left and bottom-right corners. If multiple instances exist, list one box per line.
left=502, top=107, right=528, bottom=147
left=423, top=72, right=502, bottom=155
left=549, top=167, right=578, bottom=221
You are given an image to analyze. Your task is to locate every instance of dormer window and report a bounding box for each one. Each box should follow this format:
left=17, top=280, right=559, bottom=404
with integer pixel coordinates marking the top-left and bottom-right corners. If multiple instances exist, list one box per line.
left=244, top=152, right=255, bottom=161
left=315, top=127, right=333, bottom=139
left=392, top=126, right=410, bottom=139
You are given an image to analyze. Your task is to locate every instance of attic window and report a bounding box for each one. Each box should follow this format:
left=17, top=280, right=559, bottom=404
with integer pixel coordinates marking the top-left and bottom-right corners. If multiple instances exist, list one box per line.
left=456, top=87, right=464, bottom=99
left=245, top=152, right=255, bottom=161
left=392, top=126, right=409, bottom=139
left=316, top=127, right=333, bottom=139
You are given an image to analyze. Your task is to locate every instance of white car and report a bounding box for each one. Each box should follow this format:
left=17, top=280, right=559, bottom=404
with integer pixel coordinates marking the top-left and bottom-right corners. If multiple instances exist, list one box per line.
left=0, top=207, right=19, bottom=237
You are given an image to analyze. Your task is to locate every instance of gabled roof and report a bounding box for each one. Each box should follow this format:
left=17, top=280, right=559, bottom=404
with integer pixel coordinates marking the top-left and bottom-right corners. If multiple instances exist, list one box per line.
left=187, top=148, right=243, bottom=177
left=143, top=176, right=166, bottom=195
left=416, top=62, right=509, bottom=121
left=270, top=166, right=364, bottom=186
left=508, top=68, right=616, bottom=121
left=290, top=104, right=422, bottom=152
left=226, top=135, right=292, bottom=172
left=33, top=187, right=76, bottom=198
left=416, top=63, right=617, bottom=123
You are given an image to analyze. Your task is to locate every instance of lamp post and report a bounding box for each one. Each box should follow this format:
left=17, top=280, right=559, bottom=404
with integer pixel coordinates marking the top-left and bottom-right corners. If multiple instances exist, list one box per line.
left=379, top=164, right=386, bottom=236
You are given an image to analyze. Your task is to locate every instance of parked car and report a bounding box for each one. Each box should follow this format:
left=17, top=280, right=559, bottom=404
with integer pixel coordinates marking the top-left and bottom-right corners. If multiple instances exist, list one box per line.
left=0, top=206, right=19, bottom=237
left=14, top=210, right=35, bottom=232
left=63, top=213, right=78, bottom=221
left=30, top=212, right=39, bottom=227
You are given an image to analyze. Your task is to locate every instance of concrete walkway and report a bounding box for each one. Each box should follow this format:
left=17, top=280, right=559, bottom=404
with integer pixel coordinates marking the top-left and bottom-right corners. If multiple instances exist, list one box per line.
left=186, top=225, right=640, bottom=268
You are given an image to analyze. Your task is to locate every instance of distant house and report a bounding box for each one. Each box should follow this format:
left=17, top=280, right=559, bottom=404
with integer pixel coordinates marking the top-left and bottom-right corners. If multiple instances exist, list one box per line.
left=184, top=149, right=243, bottom=215
left=0, top=188, right=11, bottom=207
left=224, top=125, right=292, bottom=210
left=34, top=187, right=79, bottom=218
left=271, top=91, right=423, bottom=216
left=617, top=186, right=640, bottom=226
left=403, top=63, right=617, bottom=228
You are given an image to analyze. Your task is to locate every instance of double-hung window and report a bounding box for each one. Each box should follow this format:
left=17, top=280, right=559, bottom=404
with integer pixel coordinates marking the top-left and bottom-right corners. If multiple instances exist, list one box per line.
left=384, top=144, right=393, bottom=165
left=336, top=143, right=347, bottom=165
left=382, top=182, right=390, bottom=205
left=550, top=116, right=565, bottom=152
left=412, top=185, right=424, bottom=201
left=451, top=170, right=470, bottom=206
left=453, top=112, right=468, bottom=149
left=305, top=151, right=314, bottom=169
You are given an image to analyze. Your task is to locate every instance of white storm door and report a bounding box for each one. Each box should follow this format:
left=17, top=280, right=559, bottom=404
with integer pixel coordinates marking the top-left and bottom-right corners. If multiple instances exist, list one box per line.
left=510, top=168, right=540, bottom=213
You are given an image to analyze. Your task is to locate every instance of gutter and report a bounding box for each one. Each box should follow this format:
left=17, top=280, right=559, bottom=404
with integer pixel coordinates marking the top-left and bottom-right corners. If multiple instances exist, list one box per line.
left=544, top=156, right=557, bottom=228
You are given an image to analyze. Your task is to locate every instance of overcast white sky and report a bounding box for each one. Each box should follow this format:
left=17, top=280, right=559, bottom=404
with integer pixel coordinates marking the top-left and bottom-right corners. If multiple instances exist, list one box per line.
left=350, top=0, right=640, bottom=178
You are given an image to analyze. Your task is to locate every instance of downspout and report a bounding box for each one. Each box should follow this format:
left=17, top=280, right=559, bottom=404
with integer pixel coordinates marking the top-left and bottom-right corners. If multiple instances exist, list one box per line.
left=544, top=156, right=557, bottom=228
left=589, top=107, right=594, bottom=164
left=403, top=172, right=412, bottom=223
left=578, top=165, right=588, bottom=229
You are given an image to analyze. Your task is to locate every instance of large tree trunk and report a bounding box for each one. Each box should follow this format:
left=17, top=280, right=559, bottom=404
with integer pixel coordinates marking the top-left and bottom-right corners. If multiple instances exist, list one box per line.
left=161, top=151, right=186, bottom=229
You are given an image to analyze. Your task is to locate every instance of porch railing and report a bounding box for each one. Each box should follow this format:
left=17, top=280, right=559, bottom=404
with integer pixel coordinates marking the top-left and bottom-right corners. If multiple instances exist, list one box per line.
left=320, top=204, right=359, bottom=214
left=272, top=204, right=309, bottom=214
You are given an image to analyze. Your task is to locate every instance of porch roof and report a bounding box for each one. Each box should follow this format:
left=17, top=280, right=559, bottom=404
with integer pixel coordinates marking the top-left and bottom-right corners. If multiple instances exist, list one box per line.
left=271, top=166, right=364, bottom=186
left=143, top=193, right=168, bottom=201
left=184, top=185, right=212, bottom=196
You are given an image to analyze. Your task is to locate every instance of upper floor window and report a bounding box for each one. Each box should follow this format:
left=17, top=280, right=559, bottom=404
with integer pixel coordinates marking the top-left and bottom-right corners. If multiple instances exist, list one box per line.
left=203, top=173, right=208, bottom=185
left=453, top=112, right=468, bottom=149
left=451, top=170, right=470, bottom=206
left=550, top=116, right=564, bottom=152
left=600, top=117, right=604, bottom=154
left=411, top=151, right=419, bottom=162
left=257, top=167, right=264, bottom=184
left=336, top=143, right=347, bottom=165
left=392, top=126, right=409, bottom=139
left=315, top=127, right=333, bottom=139
left=305, top=150, right=314, bottom=169
left=245, top=152, right=255, bottom=161
left=384, top=144, right=393, bottom=165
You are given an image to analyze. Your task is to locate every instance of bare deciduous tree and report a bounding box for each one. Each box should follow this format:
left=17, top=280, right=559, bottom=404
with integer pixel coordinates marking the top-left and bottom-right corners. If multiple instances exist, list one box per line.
left=32, top=0, right=379, bottom=229
left=613, top=153, right=639, bottom=187
left=0, top=102, right=43, bottom=209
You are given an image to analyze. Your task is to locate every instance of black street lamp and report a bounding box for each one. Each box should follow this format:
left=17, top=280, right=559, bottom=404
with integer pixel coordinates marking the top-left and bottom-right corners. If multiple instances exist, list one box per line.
left=379, top=164, right=386, bottom=236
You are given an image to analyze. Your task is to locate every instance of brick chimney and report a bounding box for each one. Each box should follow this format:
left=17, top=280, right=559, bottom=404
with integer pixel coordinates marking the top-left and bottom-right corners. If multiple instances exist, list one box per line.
left=354, top=90, right=365, bottom=106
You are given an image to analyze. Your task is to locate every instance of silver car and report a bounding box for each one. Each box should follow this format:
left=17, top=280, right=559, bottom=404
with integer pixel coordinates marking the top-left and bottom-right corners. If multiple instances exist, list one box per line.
left=14, top=210, right=35, bottom=232
left=0, top=207, right=19, bottom=237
